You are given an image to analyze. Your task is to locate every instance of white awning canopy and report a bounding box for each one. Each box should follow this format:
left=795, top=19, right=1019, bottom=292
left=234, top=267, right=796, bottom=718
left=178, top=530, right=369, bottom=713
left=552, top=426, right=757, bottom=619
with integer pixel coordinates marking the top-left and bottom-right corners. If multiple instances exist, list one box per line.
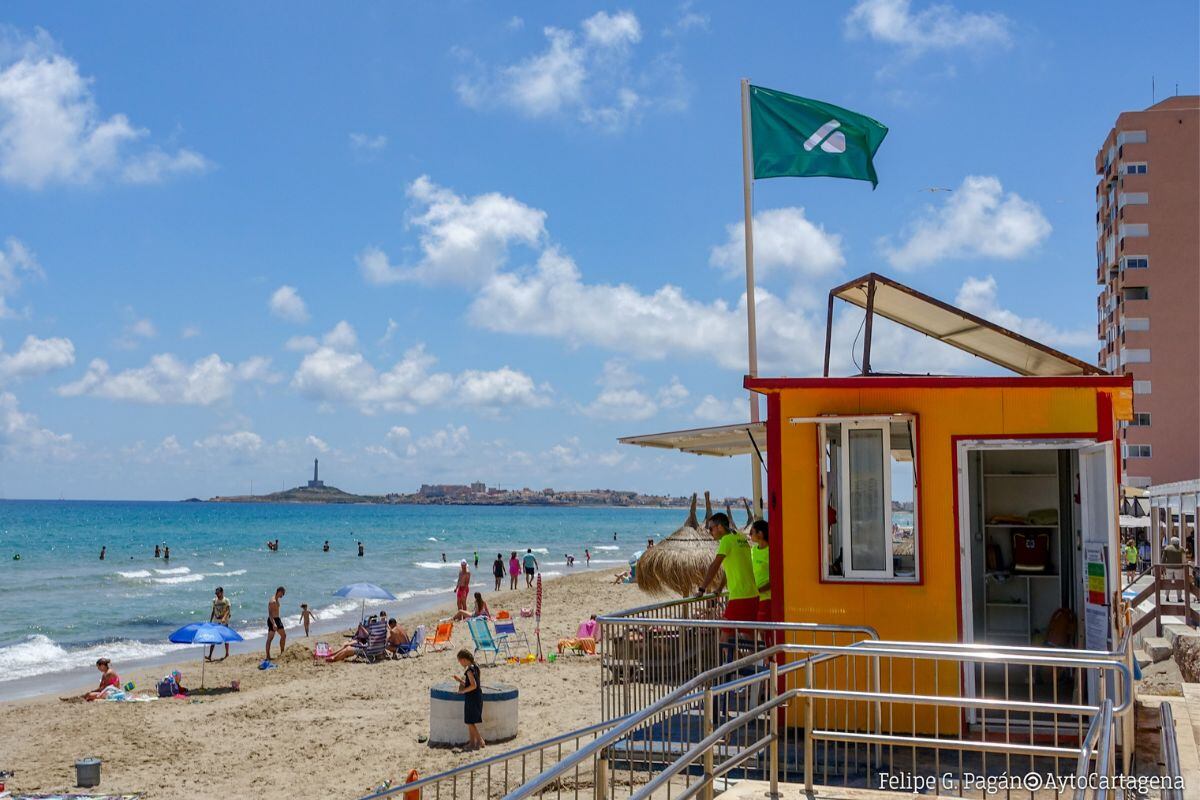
left=618, top=422, right=767, bottom=458
left=828, top=273, right=1105, bottom=377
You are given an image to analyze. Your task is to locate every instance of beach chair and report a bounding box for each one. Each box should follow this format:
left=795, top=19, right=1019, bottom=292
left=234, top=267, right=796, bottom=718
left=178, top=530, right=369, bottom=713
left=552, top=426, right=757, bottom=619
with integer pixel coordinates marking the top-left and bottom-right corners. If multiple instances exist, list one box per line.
left=467, top=617, right=505, bottom=665
left=425, top=620, right=454, bottom=653
left=394, top=625, right=425, bottom=659
left=312, top=641, right=332, bottom=663
left=353, top=620, right=389, bottom=663
left=492, top=612, right=530, bottom=655
left=559, top=618, right=601, bottom=656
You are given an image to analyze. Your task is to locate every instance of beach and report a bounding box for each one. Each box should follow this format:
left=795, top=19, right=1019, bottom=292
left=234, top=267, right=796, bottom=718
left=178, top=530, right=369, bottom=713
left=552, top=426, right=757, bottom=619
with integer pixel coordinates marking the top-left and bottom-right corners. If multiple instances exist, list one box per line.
left=0, top=568, right=641, bottom=799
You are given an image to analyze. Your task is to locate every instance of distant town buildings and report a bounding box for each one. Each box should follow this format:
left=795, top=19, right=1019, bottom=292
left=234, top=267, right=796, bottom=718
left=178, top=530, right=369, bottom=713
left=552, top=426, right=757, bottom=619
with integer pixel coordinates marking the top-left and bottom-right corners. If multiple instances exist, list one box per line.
left=1094, top=95, right=1199, bottom=487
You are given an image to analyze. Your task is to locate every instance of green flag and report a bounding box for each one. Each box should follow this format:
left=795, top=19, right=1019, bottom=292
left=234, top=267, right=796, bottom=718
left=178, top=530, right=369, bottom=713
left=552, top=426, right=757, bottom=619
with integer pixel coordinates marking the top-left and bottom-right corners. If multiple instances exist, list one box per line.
left=749, top=85, right=888, bottom=187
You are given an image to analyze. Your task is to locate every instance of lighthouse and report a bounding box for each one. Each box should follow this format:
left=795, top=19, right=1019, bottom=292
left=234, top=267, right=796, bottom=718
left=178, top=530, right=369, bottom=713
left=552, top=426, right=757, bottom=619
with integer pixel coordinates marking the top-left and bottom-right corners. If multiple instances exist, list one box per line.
left=308, top=458, right=325, bottom=489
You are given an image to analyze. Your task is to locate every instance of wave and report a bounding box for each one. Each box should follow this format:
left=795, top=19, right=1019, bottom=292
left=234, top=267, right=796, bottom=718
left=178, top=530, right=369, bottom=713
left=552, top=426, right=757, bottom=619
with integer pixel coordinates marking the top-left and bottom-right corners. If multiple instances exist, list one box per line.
left=209, top=569, right=247, bottom=577
left=595, top=545, right=619, bottom=551
left=116, top=569, right=151, bottom=579
left=531, top=548, right=549, bottom=554
left=151, top=573, right=205, bottom=585
left=0, top=634, right=178, bottom=683
left=413, top=561, right=458, bottom=569
left=153, top=567, right=191, bottom=575
left=427, top=537, right=438, bottom=542
left=212, top=561, right=225, bottom=567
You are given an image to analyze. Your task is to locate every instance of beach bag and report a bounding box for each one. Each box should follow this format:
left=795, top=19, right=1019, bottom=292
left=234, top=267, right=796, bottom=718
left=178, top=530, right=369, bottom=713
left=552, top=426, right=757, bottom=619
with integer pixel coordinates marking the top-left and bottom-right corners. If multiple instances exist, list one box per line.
left=1044, top=607, right=1077, bottom=648
left=520, top=608, right=534, bottom=618
left=157, top=677, right=178, bottom=697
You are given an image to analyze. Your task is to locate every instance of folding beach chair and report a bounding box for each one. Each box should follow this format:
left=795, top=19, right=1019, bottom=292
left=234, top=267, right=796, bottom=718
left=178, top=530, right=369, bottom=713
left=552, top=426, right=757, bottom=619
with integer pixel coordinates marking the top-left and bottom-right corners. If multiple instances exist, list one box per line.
left=313, top=641, right=333, bottom=662
left=425, top=619, right=454, bottom=653
left=394, top=624, right=425, bottom=659
left=353, top=619, right=389, bottom=663
left=467, top=616, right=505, bottom=665
left=492, top=612, right=530, bottom=655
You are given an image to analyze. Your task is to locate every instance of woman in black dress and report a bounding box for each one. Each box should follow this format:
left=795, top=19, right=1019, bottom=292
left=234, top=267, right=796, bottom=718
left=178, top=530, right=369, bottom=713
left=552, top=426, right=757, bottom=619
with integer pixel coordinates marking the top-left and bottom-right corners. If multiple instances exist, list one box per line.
left=454, top=649, right=486, bottom=750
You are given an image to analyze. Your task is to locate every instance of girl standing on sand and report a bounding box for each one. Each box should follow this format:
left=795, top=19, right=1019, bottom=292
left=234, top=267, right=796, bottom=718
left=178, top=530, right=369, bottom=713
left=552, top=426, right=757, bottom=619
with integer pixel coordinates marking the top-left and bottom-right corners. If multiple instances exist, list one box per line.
left=454, top=649, right=486, bottom=750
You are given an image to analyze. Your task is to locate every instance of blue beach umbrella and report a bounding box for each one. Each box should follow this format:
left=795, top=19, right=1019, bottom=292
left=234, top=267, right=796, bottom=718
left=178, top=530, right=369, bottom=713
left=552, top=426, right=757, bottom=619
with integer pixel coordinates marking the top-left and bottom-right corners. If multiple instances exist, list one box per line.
left=333, top=582, right=397, bottom=621
left=168, top=622, right=244, bottom=688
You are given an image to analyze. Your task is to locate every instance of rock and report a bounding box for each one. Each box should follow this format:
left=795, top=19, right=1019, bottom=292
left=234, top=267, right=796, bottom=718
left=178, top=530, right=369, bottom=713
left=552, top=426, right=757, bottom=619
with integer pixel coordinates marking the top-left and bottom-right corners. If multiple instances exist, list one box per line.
left=1174, top=633, right=1200, bottom=682
left=417, top=734, right=428, bottom=743
left=1144, top=636, right=1173, bottom=663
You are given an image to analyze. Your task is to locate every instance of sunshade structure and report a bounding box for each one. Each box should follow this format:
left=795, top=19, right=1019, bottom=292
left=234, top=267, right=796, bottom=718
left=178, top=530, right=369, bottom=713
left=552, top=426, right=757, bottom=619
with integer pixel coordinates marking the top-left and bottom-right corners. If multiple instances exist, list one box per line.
left=168, top=622, right=244, bottom=688
left=334, top=582, right=397, bottom=621
left=824, top=273, right=1106, bottom=377
left=619, top=422, right=766, bottom=458
left=635, top=494, right=717, bottom=597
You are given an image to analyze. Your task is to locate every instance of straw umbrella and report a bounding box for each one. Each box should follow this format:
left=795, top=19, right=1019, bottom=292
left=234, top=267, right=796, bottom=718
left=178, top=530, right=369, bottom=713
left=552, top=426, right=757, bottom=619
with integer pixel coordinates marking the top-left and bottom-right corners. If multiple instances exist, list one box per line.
left=635, top=492, right=718, bottom=597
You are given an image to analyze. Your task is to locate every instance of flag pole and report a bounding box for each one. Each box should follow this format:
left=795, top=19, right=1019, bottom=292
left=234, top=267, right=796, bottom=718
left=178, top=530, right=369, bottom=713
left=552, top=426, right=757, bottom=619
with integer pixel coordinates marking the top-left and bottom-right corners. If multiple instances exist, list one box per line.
left=740, top=78, right=764, bottom=518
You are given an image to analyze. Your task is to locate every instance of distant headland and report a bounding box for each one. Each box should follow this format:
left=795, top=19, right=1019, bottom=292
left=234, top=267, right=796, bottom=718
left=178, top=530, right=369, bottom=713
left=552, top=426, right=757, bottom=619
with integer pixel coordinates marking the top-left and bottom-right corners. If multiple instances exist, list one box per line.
left=205, top=459, right=693, bottom=507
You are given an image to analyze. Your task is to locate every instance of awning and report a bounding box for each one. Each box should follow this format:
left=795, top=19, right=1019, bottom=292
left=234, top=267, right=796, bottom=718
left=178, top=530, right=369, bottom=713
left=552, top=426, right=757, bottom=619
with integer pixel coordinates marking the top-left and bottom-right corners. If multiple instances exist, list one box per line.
left=1119, top=515, right=1150, bottom=529
left=827, top=273, right=1104, bottom=377
left=618, top=422, right=767, bottom=458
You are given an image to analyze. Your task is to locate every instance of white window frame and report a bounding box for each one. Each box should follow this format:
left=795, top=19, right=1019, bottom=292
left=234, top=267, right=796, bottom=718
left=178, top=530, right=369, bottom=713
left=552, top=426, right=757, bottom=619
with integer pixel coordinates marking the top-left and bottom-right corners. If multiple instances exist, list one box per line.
left=807, top=414, right=920, bottom=583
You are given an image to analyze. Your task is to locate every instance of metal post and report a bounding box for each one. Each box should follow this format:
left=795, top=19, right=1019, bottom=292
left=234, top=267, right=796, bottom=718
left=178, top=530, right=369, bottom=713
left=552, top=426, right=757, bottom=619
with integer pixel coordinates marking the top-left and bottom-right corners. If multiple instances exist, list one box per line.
left=740, top=78, right=764, bottom=515
left=823, top=291, right=835, bottom=377
left=861, top=276, right=877, bottom=375
left=594, top=754, right=608, bottom=800
left=702, top=688, right=715, bottom=800
left=768, top=660, right=780, bottom=798
left=804, top=663, right=815, bottom=793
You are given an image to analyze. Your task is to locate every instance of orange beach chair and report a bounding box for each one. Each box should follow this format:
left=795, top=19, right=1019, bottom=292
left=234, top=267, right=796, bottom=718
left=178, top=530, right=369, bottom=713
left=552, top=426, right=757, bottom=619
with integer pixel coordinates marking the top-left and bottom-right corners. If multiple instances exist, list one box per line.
left=425, top=620, right=454, bottom=653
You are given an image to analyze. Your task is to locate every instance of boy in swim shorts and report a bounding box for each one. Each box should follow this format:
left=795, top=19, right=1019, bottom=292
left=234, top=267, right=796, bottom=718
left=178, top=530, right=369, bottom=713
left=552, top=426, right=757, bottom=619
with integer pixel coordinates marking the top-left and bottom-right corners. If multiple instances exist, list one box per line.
left=265, top=586, right=286, bottom=661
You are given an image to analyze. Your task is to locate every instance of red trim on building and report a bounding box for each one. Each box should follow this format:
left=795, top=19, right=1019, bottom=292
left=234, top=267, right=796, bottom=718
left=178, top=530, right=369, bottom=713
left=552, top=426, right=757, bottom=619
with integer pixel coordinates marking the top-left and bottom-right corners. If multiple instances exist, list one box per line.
left=745, top=375, right=1133, bottom=392
left=767, top=393, right=784, bottom=623
left=1095, top=393, right=1114, bottom=443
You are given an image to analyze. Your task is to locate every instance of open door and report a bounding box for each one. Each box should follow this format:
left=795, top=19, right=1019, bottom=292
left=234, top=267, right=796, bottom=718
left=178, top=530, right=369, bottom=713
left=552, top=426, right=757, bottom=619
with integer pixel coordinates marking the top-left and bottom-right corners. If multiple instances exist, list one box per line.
left=1079, top=442, right=1118, bottom=710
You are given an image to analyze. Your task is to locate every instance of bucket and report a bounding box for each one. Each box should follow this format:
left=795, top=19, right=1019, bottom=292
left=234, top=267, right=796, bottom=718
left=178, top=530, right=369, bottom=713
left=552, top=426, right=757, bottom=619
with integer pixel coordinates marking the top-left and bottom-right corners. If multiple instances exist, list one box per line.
left=75, top=757, right=101, bottom=788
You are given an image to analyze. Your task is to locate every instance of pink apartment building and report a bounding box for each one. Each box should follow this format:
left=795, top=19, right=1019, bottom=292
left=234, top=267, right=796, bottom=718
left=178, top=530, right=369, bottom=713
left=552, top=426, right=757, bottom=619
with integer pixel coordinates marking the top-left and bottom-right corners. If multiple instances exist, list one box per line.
left=1095, top=95, right=1199, bottom=486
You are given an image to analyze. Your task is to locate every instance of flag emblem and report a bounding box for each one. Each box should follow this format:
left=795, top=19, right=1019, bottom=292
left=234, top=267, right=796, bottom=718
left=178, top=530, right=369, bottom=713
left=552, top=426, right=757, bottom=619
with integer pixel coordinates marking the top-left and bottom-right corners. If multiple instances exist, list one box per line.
left=803, top=120, right=846, bottom=154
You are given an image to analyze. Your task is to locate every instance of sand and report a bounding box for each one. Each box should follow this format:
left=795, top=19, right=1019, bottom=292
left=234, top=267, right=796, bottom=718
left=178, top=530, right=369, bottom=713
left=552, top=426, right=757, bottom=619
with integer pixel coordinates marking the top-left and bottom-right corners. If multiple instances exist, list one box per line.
left=0, top=569, right=641, bottom=799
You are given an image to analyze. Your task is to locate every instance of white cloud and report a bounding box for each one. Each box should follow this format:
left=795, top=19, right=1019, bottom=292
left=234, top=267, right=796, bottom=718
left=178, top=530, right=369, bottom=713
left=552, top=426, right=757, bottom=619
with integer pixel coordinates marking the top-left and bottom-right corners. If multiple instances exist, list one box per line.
left=844, top=0, right=1012, bottom=54
left=180, top=325, right=201, bottom=339
left=416, top=424, right=470, bottom=457
left=0, top=29, right=209, bottom=188
left=285, top=335, right=318, bottom=353
left=386, top=426, right=411, bottom=442
left=693, top=395, right=747, bottom=422
left=193, top=430, right=263, bottom=461
left=349, top=132, right=388, bottom=153
left=955, top=275, right=1093, bottom=350
left=378, top=318, right=399, bottom=346
left=664, top=2, right=710, bottom=36
left=456, top=10, right=684, bottom=132
left=0, top=334, right=75, bottom=382
left=57, top=353, right=276, bottom=406
left=0, top=390, right=73, bottom=458
left=506, top=16, right=525, bottom=31
left=290, top=322, right=549, bottom=415
left=580, top=360, right=688, bottom=421
left=268, top=285, right=310, bottom=323
left=881, top=176, right=1051, bottom=269
left=358, top=176, right=546, bottom=287
left=115, top=313, right=157, bottom=350
left=0, top=237, right=43, bottom=318
left=710, top=207, right=845, bottom=281
left=305, top=434, right=329, bottom=453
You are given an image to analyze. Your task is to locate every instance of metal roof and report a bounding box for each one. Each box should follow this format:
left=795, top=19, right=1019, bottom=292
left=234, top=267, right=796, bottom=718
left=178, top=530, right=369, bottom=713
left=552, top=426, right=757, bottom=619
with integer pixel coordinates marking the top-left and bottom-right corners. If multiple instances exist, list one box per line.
left=828, top=273, right=1105, bottom=377
left=618, top=422, right=767, bottom=458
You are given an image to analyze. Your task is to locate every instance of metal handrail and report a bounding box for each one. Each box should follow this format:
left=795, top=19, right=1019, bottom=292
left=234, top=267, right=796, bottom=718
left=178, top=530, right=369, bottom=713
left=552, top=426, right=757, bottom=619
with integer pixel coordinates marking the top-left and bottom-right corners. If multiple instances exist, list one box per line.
left=596, top=592, right=725, bottom=619
left=1160, top=702, right=1184, bottom=800
left=1071, top=699, right=1114, bottom=800
left=357, top=715, right=629, bottom=799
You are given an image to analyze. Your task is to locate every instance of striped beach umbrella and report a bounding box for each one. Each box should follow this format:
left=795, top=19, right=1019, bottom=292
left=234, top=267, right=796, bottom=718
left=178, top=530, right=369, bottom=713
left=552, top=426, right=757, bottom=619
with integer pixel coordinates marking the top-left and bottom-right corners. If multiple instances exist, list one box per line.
left=535, top=573, right=543, bottom=662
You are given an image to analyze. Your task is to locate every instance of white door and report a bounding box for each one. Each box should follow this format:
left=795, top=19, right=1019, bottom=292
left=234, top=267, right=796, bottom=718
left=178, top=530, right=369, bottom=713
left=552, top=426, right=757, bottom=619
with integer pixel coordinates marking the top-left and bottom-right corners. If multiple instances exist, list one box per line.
left=1079, top=442, right=1117, bottom=707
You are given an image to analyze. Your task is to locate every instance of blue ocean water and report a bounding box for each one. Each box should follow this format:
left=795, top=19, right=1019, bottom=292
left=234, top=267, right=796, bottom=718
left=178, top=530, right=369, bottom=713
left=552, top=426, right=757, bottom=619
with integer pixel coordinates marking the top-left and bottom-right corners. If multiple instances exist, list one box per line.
left=0, top=500, right=679, bottom=685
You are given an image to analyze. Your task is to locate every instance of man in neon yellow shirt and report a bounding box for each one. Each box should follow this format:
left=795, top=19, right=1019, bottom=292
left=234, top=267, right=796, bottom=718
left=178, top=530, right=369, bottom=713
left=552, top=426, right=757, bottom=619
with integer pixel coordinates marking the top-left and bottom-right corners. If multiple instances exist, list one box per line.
left=749, top=520, right=771, bottom=620
left=697, top=512, right=758, bottom=631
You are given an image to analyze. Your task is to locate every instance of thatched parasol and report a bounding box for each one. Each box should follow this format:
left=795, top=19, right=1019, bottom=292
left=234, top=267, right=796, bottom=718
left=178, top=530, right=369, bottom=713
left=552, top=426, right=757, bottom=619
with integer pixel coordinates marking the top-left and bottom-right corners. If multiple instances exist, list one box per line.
left=636, top=492, right=717, bottom=596
left=724, top=498, right=758, bottom=534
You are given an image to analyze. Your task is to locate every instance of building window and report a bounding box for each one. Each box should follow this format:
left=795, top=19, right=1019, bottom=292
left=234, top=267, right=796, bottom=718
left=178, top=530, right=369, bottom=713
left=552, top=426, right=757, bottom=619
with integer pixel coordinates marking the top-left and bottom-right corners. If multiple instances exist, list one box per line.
left=1124, top=162, right=1148, bottom=175
left=820, top=417, right=919, bottom=582
left=1120, top=348, right=1151, bottom=365
left=1133, top=380, right=1152, bottom=395
left=1117, top=130, right=1147, bottom=146
left=1122, top=256, right=1149, bottom=269
left=1128, top=413, right=1151, bottom=427
left=1123, top=286, right=1149, bottom=301
left=1123, top=444, right=1152, bottom=459
left=1124, top=317, right=1150, bottom=332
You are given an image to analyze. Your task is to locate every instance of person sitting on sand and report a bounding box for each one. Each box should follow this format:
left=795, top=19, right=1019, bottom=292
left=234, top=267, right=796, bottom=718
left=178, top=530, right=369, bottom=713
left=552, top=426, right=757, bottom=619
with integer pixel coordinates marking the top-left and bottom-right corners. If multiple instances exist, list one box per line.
left=453, top=592, right=490, bottom=621
left=84, top=658, right=120, bottom=701
left=265, top=586, right=286, bottom=661
left=612, top=571, right=630, bottom=584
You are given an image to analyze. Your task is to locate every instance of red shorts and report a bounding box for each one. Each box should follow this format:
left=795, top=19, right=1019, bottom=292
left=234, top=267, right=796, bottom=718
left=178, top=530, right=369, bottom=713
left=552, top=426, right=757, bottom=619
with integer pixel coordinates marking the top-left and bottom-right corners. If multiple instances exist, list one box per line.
left=723, top=597, right=760, bottom=636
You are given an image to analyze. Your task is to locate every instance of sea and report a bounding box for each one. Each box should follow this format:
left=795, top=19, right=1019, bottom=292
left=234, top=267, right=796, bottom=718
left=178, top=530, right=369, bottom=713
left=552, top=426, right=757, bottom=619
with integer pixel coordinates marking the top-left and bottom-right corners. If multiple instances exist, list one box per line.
left=0, top=500, right=680, bottom=698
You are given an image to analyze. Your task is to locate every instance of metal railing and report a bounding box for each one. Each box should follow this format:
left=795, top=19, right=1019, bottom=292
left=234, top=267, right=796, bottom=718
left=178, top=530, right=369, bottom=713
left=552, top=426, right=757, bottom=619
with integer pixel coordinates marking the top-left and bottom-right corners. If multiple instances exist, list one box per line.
left=598, top=593, right=878, bottom=720
left=499, top=638, right=1132, bottom=800
left=1071, top=699, right=1114, bottom=800
left=1159, top=702, right=1184, bottom=800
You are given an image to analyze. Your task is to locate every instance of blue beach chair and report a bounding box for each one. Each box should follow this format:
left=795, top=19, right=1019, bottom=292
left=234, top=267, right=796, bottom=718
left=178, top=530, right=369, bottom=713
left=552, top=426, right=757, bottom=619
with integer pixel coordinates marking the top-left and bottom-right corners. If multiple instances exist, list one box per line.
left=492, top=612, right=530, bottom=655
left=394, top=624, right=425, bottom=659
left=353, top=620, right=389, bottom=663
left=467, top=617, right=505, bottom=665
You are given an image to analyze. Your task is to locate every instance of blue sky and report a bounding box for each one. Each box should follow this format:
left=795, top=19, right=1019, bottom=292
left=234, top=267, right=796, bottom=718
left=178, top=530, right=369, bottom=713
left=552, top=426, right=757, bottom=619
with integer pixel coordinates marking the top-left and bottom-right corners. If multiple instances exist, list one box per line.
left=0, top=1, right=1195, bottom=500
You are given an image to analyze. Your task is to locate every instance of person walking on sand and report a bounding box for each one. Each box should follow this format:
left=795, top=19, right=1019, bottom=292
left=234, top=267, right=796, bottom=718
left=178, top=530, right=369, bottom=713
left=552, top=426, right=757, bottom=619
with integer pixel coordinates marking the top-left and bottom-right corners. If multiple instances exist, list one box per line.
left=522, top=548, right=539, bottom=587
left=454, top=649, right=486, bottom=751
left=585, top=549, right=590, bottom=566
left=455, top=561, right=471, bottom=611
left=300, top=603, right=315, bottom=637
left=207, top=586, right=232, bottom=661
left=508, top=551, right=520, bottom=590
left=265, top=586, right=286, bottom=661
left=492, top=553, right=505, bottom=591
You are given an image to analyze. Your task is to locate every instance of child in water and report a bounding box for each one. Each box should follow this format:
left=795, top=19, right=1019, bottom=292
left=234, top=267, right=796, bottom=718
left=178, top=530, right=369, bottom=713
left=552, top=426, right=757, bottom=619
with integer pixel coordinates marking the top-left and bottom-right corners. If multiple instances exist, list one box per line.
left=454, top=649, right=486, bottom=750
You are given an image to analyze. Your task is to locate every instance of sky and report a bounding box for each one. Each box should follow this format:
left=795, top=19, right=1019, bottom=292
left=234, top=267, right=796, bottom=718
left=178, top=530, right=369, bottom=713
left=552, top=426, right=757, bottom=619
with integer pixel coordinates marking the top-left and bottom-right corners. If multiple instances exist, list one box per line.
left=0, top=1, right=1195, bottom=501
